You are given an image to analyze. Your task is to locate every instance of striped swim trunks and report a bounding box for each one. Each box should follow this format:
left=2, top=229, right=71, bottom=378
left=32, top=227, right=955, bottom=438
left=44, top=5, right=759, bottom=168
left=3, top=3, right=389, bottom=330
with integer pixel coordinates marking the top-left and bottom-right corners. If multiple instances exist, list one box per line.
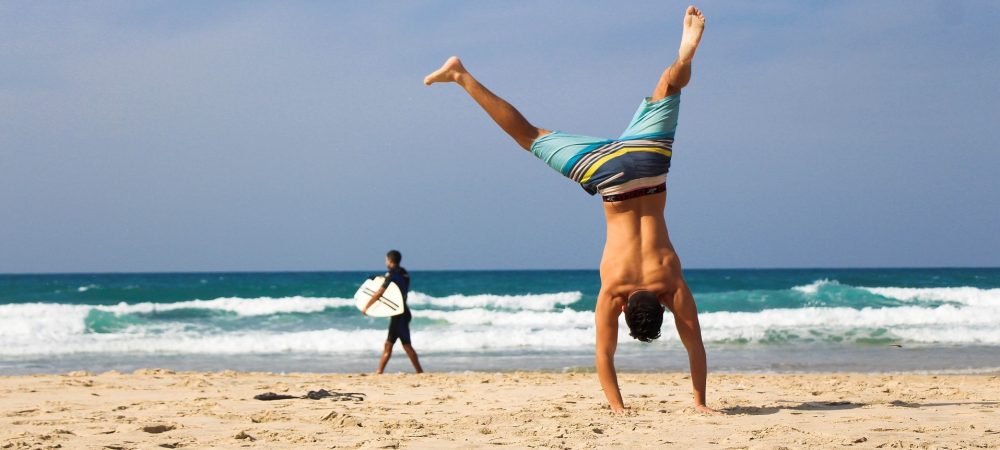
left=529, top=93, right=680, bottom=199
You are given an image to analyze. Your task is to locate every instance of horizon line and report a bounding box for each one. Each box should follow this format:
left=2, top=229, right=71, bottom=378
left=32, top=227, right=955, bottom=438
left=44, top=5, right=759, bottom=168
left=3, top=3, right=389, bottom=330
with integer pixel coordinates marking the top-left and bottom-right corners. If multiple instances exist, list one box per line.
left=1, top=265, right=998, bottom=277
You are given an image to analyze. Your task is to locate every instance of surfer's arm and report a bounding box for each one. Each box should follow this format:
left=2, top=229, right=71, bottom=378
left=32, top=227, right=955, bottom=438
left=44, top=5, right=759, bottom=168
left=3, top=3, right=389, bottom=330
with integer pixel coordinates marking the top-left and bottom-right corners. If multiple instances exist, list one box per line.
left=362, top=286, right=388, bottom=315
left=595, top=291, right=625, bottom=412
left=362, top=272, right=395, bottom=315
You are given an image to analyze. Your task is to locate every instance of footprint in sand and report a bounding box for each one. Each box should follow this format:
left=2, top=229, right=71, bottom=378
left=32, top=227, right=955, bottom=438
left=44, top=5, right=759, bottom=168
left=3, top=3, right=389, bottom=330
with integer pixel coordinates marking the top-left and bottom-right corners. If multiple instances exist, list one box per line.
left=250, top=410, right=287, bottom=423
left=321, top=410, right=362, bottom=427
left=173, top=377, right=213, bottom=388
left=7, top=408, right=39, bottom=417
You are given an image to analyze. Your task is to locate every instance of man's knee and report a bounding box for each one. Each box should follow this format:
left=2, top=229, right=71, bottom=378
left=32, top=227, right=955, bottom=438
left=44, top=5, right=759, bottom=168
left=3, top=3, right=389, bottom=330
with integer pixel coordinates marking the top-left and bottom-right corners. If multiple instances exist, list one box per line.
left=516, top=127, right=550, bottom=151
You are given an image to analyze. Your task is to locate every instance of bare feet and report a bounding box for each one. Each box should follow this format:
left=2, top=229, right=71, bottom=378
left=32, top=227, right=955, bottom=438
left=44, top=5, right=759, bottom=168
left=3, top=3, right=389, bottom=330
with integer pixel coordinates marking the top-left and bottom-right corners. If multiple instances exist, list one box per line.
left=423, top=56, right=467, bottom=85
left=695, top=404, right=723, bottom=415
left=678, top=6, right=705, bottom=63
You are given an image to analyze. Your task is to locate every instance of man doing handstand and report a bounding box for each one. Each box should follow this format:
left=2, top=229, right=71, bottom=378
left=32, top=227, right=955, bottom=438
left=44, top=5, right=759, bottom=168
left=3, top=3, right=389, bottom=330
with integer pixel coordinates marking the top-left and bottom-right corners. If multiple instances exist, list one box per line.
left=424, top=6, right=716, bottom=413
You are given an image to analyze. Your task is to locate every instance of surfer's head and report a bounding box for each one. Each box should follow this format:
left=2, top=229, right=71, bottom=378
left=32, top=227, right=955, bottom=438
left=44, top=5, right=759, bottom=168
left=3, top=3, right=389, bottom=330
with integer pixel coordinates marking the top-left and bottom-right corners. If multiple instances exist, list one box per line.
left=386, top=249, right=402, bottom=268
left=624, top=290, right=665, bottom=342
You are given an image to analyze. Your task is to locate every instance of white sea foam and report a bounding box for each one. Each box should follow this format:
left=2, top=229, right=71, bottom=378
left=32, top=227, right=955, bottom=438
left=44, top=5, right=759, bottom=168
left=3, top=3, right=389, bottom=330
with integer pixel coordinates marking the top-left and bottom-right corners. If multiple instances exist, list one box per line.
left=0, top=291, right=586, bottom=341
left=416, top=308, right=593, bottom=327
left=861, top=286, right=1000, bottom=306
left=2, top=286, right=999, bottom=357
left=2, top=302, right=999, bottom=357
left=408, top=291, right=582, bottom=310
left=0, top=326, right=602, bottom=356
left=0, top=303, right=90, bottom=339
left=698, top=304, right=1000, bottom=344
left=791, top=279, right=837, bottom=294
left=0, top=291, right=583, bottom=324
left=96, top=296, right=355, bottom=316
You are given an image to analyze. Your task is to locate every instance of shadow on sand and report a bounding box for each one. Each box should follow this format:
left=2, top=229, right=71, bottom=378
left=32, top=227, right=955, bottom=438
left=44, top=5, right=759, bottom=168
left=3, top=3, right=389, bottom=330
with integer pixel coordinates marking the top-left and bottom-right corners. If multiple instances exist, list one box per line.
left=885, top=400, right=999, bottom=408
left=723, top=400, right=1000, bottom=416
left=722, top=401, right=865, bottom=416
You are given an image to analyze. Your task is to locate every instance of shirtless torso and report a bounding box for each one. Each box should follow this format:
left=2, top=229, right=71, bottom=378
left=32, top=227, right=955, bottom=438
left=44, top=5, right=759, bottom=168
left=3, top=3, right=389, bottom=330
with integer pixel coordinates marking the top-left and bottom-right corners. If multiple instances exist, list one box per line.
left=596, top=191, right=713, bottom=413
left=599, top=191, right=680, bottom=301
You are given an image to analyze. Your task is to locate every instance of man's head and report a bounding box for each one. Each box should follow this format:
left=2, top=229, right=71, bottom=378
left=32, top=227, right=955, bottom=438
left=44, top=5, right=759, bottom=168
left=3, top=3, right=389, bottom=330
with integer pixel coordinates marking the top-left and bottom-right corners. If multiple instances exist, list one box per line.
left=624, top=290, right=665, bottom=342
left=385, top=249, right=402, bottom=269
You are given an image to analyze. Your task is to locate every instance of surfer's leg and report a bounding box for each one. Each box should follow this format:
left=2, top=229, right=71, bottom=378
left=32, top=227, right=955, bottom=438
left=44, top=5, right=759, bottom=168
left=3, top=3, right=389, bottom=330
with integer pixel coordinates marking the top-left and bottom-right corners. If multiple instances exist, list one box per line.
left=376, top=341, right=393, bottom=374
left=397, top=320, right=423, bottom=373
left=401, top=344, right=424, bottom=374
left=650, top=6, right=705, bottom=101
left=378, top=321, right=403, bottom=374
left=424, top=56, right=549, bottom=150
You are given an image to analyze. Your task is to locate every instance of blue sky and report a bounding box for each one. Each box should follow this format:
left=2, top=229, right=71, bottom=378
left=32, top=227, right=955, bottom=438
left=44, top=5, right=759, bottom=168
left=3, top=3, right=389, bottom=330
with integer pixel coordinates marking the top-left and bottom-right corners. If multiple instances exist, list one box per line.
left=1, top=1, right=998, bottom=272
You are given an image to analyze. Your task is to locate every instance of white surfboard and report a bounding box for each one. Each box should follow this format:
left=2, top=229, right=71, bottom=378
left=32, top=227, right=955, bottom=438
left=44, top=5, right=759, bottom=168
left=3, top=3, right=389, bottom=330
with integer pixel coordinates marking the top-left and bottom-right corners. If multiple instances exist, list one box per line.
left=354, top=276, right=405, bottom=317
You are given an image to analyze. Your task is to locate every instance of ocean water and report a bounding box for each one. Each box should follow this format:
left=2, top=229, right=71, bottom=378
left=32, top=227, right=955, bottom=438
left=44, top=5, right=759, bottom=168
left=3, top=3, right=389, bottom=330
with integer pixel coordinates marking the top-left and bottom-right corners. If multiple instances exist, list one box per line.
left=1, top=268, right=998, bottom=375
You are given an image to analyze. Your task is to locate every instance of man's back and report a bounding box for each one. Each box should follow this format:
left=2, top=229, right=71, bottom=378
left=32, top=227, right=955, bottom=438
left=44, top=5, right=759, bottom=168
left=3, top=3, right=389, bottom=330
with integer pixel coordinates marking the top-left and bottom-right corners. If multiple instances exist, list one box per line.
left=599, top=191, right=682, bottom=302
left=594, top=186, right=712, bottom=414
left=385, top=266, right=410, bottom=297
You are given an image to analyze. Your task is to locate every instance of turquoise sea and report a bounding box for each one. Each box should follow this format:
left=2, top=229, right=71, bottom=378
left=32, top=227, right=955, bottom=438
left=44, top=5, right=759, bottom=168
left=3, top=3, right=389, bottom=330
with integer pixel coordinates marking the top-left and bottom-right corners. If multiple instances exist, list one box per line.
left=1, top=268, right=998, bottom=375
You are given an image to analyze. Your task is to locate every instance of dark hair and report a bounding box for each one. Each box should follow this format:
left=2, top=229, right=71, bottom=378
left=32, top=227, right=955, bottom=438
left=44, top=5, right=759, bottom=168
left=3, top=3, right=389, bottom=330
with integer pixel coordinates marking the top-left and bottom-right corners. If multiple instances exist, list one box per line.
left=624, top=291, right=665, bottom=342
left=386, top=250, right=402, bottom=265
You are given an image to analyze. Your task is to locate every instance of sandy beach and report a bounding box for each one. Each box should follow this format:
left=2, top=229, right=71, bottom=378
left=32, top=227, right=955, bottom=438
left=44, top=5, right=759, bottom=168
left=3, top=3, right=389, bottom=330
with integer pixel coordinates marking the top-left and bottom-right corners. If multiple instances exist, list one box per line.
left=2, top=370, right=998, bottom=449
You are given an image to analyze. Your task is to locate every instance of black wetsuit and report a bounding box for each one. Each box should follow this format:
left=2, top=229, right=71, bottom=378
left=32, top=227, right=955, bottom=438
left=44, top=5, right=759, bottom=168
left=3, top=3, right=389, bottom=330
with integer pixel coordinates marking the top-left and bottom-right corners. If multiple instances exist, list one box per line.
left=383, top=266, right=412, bottom=345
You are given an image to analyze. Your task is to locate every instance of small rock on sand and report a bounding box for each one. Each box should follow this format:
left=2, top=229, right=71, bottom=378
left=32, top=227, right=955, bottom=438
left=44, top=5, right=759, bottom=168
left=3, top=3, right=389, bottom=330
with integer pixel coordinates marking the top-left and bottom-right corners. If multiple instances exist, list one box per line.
left=141, top=423, right=176, bottom=434
left=234, top=430, right=256, bottom=441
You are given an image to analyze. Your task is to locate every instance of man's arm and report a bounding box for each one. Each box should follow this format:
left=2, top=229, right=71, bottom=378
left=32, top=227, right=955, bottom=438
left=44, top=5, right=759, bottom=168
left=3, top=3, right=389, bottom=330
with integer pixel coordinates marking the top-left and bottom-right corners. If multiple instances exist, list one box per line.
left=362, top=274, right=392, bottom=315
left=667, top=285, right=720, bottom=414
left=595, top=291, right=626, bottom=412
left=361, top=285, right=387, bottom=315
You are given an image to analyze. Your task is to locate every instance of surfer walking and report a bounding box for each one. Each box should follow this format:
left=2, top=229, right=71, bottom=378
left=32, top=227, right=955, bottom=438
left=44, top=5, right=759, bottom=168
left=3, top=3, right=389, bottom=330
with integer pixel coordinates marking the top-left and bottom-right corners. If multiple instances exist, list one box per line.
left=362, top=250, right=424, bottom=374
left=424, top=6, right=717, bottom=413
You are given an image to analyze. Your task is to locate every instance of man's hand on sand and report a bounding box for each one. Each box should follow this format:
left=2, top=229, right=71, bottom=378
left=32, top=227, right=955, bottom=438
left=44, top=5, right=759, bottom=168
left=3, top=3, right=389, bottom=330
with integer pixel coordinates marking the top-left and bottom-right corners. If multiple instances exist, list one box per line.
left=605, top=405, right=633, bottom=416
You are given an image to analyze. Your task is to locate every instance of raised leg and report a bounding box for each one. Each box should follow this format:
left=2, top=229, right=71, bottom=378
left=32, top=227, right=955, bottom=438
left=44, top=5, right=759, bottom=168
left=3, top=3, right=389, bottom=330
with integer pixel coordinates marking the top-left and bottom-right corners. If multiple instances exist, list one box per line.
left=424, top=56, right=549, bottom=150
left=376, top=341, right=393, bottom=374
left=651, top=6, right=706, bottom=101
left=401, top=344, right=424, bottom=374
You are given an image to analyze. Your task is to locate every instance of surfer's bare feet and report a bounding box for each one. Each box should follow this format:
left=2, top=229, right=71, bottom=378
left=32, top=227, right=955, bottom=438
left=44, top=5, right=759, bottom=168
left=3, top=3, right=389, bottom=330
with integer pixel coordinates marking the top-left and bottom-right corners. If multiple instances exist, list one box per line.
left=678, top=6, right=705, bottom=63
left=423, top=56, right=467, bottom=85
left=695, top=404, right=723, bottom=415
